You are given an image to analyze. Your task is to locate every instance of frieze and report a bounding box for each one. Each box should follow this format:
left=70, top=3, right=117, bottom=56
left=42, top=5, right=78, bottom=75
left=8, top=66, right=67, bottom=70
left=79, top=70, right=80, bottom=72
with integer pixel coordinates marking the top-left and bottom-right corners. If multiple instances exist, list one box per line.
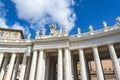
left=0, top=29, right=22, bottom=39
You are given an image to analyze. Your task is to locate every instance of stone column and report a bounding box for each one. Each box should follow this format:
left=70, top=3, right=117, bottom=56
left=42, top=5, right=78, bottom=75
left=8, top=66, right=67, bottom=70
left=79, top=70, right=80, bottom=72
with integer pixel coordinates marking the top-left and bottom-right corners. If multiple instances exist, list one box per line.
left=108, top=44, right=120, bottom=80
left=68, top=50, right=72, bottom=80
left=93, top=47, right=104, bottom=80
left=25, top=57, right=31, bottom=80
left=64, top=48, right=71, bottom=80
left=41, top=52, right=46, bottom=80
left=0, top=57, right=9, bottom=80
left=36, top=49, right=44, bottom=80
left=45, top=55, right=50, bottom=80
left=19, top=54, right=28, bottom=80
left=57, top=48, right=63, bottom=80
left=6, top=53, right=16, bottom=80
left=11, top=56, right=20, bottom=80
left=29, top=50, right=38, bottom=80
left=79, top=49, right=88, bottom=80
left=0, top=52, right=4, bottom=68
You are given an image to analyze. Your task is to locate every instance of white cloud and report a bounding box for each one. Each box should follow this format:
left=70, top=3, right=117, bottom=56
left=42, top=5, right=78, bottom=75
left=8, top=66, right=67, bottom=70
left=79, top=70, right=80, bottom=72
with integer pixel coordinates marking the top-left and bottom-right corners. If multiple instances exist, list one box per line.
left=0, top=1, right=6, bottom=17
left=12, top=0, right=76, bottom=32
left=0, top=18, right=9, bottom=28
left=0, top=18, right=29, bottom=37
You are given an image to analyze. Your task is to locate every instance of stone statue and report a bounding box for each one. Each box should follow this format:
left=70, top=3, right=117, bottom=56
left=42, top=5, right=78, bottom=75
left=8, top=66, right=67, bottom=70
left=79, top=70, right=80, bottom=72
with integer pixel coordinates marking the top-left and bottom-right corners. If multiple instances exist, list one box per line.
left=50, top=24, right=56, bottom=36
left=78, top=27, right=81, bottom=35
left=35, top=30, right=39, bottom=39
left=36, top=30, right=39, bottom=36
left=89, top=25, right=93, bottom=32
left=59, top=27, right=63, bottom=36
left=28, top=33, right=31, bottom=39
left=63, top=27, right=68, bottom=36
left=42, top=29, right=46, bottom=36
left=103, top=21, right=107, bottom=27
left=116, top=16, right=120, bottom=24
left=103, top=21, right=108, bottom=31
left=77, top=27, right=81, bottom=37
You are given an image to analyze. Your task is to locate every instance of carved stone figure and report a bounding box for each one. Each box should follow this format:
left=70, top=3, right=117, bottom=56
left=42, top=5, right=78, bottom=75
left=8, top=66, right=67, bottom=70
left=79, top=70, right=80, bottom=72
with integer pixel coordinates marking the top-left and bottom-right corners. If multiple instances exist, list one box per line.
left=77, top=27, right=81, bottom=37
left=89, top=25, right=94, bottom=32
left=103, top=21, right=108, bottom=31
left=103, top=21, right=107, bottom=27
left=42, top=29, right=46, bottom=36
left=63, top=27, right=68, bottom=36
left=78, top=27, right=81, bottom=35
left=116, top=16, right=120, bottom=24
left=35, top=30, right=39, bottom=39
left=59, top=27, right=63, bottom=36
left=50, top=24, right=56, bottom=36
left=28, top=33, right=31, bottom=39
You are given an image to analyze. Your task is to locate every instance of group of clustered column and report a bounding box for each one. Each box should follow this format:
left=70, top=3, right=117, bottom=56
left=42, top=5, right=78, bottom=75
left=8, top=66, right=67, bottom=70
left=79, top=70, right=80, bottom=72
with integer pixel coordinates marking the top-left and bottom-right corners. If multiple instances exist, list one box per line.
left=0, top=44, right=120, bottom=80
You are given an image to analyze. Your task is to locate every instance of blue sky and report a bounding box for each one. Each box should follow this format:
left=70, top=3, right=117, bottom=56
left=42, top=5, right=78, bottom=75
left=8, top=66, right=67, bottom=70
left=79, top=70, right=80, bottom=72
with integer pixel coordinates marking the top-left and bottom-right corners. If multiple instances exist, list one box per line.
left=0, top=0, right=120, bottom=39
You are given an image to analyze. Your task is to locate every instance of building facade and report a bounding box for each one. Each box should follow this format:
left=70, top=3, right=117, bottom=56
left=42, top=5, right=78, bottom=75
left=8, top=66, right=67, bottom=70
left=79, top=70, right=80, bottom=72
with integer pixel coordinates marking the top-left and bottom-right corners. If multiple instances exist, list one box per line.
left=0, top=18, right=120, bottom=80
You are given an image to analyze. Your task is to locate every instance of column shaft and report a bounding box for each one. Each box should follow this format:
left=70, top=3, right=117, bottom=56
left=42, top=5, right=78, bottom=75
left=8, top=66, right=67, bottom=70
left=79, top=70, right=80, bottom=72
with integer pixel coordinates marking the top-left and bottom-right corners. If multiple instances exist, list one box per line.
left=79, top=49, right=88, bottom=80
left=36, top=50, right=44, bottom=80
left=25, top=57, right=31, bottom=80
left=6, top=53, right=16, bottom=80
left=45, top=55, right=50, bottom=80
left=108, top=44, right=120, bottom=80
left=64, top=48, right=71, bottom=80
left=69, top=50, right=72, bottom=80
left=29, top=51, right=38, bottom=80
left=11, top=56, right=20, bottom=80
left=0, top=53, right=4, bottom=68
left=0, top=58, right=9, bottom=80
left=19, top=54, right=27, bottom=80
left=93, top=47, right=104, bottom=80
left=57, top=48, right=63, bottom=80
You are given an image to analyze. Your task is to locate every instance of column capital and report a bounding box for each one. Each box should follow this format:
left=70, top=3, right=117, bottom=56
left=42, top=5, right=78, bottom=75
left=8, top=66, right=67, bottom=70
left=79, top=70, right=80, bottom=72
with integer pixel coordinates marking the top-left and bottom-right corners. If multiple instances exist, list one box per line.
left=39, top=49, right=44, bottom=51
left=58, top=48, right=62, bottom=50
left=92, top=46, right=98, bottom=49
left=33, top=49, right=38, bottom=52
left=107, top=43, right=114, bottom=46
left=78, top=48, right=83, bottom=51
left=11, top=52, right=16, bottom=54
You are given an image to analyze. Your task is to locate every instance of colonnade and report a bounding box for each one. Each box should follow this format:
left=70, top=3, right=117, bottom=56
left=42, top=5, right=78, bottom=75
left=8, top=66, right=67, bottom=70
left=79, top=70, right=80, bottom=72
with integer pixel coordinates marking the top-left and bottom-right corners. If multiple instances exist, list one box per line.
left=0, top=44, right=120, bottom=80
